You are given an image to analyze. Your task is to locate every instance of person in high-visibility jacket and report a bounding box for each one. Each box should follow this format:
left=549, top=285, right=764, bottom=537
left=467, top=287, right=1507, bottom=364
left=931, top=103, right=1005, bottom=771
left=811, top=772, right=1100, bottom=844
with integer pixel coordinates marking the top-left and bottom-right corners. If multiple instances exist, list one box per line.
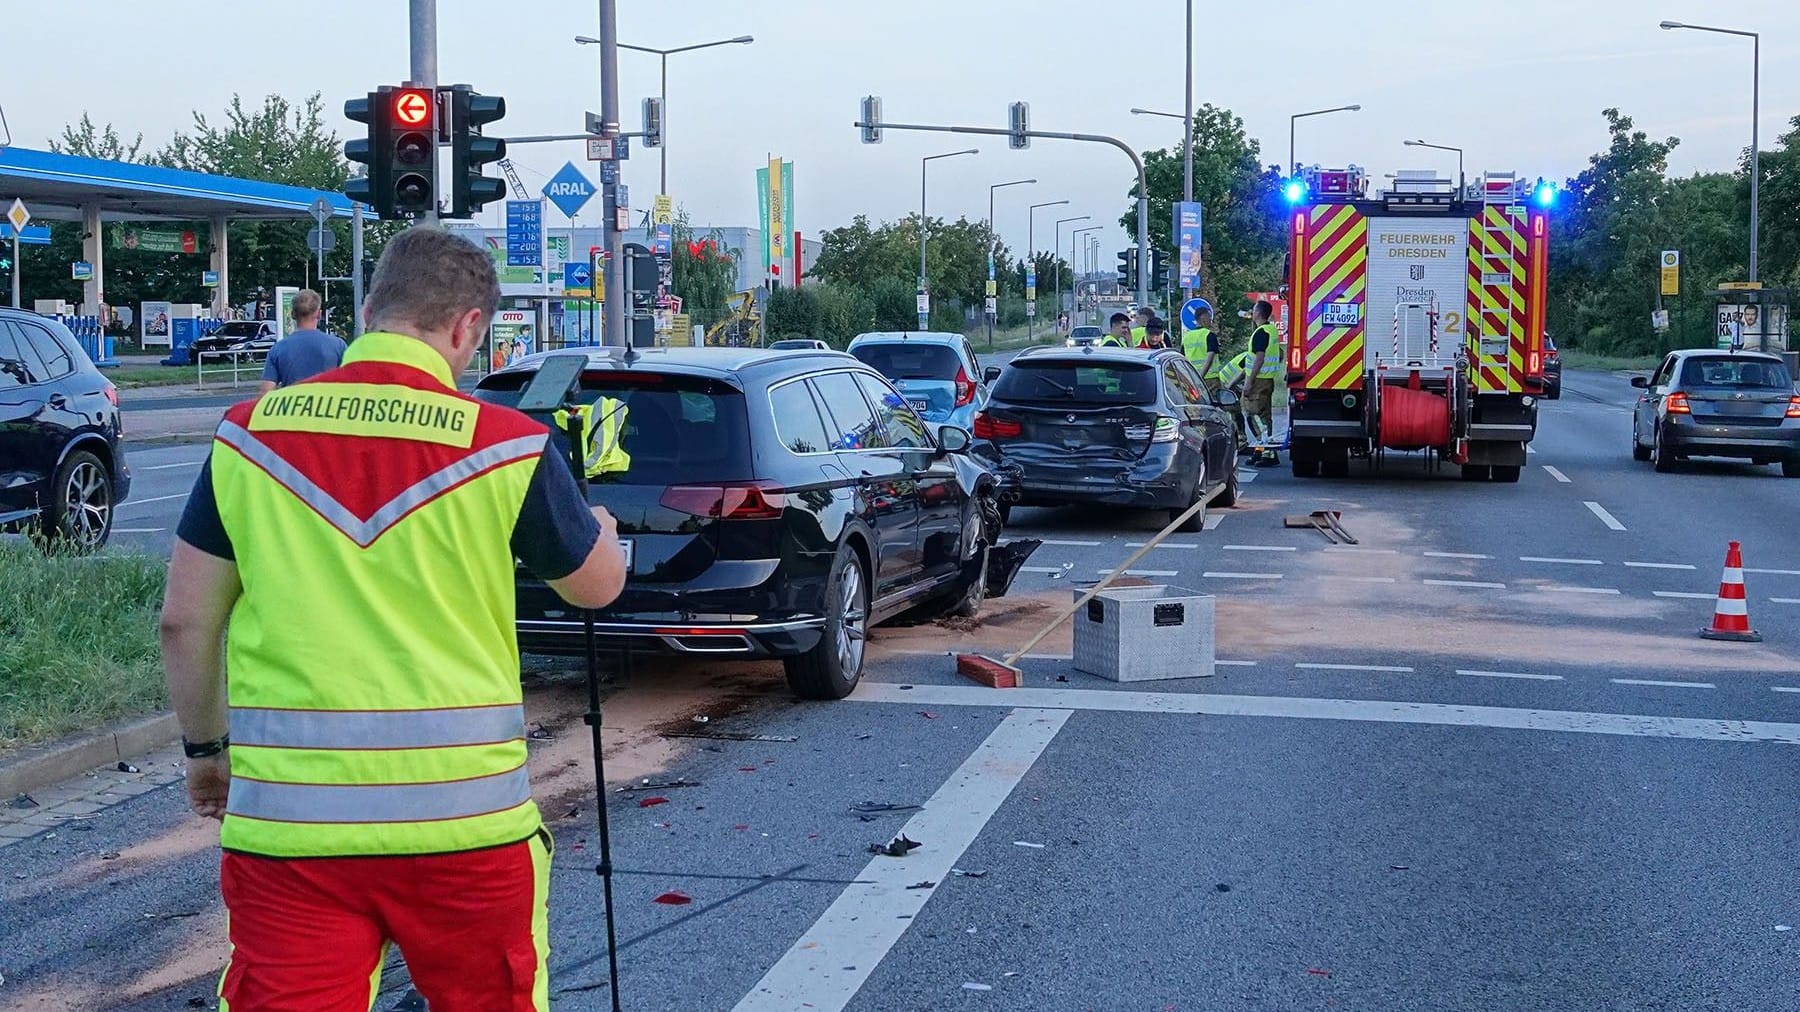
left=554, top=397, right=633, bottom=479
left=1244, top=299, right=1284, bottom=466
left=158, top=227, right=629, bottom=1011
left=1181, top=301, right=1227, bottom=396
left=1129, top=306, right=1155, bottom=348
left=1098, top=312, right=1132, bottom=347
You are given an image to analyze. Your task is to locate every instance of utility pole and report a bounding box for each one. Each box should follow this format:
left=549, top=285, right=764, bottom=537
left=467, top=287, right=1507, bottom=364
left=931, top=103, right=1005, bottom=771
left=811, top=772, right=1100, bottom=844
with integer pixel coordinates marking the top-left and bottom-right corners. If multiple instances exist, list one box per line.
left=1182, top=0, right=1194, bottom=303
left=597, top=0, right=624, bottom=346
left=407, top=0, right=437, bottom=224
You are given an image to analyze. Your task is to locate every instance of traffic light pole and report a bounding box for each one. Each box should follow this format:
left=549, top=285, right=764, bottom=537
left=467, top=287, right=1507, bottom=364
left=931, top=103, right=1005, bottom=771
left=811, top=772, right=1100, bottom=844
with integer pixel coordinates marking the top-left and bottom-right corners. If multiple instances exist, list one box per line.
left=854, top=116, right=1150, bottom=307
left=408, top=0, right=438, bottom=224
left=597, top=0, right=625, bottom=348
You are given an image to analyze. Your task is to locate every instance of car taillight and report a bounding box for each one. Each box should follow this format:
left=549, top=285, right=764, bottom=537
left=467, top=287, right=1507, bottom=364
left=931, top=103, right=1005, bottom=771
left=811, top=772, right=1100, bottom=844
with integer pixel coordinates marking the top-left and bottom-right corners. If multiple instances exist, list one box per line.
left=972, top=411, right=1020, bottom=439
left=102, top=382, right=119, bottom=407
left=1787, top=396, right=1800, bottom=419
left=1666, top=392, right=1691, bottom=415
left=659, top=483, right=787, bottom=519
left=953, top=366, right=976, bottom=407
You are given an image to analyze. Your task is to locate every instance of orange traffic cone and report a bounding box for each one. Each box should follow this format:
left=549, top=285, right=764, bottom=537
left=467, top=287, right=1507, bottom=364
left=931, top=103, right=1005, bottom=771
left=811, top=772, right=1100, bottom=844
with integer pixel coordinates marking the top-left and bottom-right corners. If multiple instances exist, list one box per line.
left=1699, top=541, right=1761, bottom=642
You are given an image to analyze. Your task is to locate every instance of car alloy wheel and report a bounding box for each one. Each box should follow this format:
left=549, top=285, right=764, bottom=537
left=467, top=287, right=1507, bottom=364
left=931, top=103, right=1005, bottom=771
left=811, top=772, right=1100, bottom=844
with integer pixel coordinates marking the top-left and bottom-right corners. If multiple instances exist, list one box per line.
left=61, top=457, right=113, bottom=548
left=836, top=559, right=867, bottom=677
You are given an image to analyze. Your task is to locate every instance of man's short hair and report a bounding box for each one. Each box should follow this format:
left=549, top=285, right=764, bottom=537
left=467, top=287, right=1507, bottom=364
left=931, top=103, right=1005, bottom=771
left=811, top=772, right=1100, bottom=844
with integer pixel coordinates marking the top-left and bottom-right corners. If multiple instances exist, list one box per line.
left=1255, top=300, right=1273, bottom=319
left=1134, top=307, right=1152, bottom=318
left=366, top=227, right=501, bottom=334
left=291, top=289, right=322, bottom=323
left=1110, top=312, right=1130, bottom=326
left=1146, top=319, right=1166, bottom=335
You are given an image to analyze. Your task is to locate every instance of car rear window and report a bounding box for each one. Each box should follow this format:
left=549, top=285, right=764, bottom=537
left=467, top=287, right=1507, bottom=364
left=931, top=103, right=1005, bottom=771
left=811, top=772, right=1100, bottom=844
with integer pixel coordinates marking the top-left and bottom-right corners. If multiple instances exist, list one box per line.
left=1679, top=357, right=1792, bottom=390
left=850, top=342, right=964, bottom=380
left=213, top=322, right=265, bottom=337
left=993, top=360, right=1160, bottom=405
left=475, top=369, right=752, bottom=484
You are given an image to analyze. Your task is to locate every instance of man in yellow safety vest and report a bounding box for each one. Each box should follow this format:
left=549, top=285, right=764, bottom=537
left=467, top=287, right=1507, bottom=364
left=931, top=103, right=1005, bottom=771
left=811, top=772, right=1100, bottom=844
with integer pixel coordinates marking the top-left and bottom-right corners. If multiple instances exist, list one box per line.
left=1181, top=301, right=1228, bottom=397
left=1099, top=312, right=1132, bottom=347
left=158, top=226, right=629, bottom=1011
left=1244, top=299, right=1284, bottom=466
left=1129, top=306, right=1154, bottom=347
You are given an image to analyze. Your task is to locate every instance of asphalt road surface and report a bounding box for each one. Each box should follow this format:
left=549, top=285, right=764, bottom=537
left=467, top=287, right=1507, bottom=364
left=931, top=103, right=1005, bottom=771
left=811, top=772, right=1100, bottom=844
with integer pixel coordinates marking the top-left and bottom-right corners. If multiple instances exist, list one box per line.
left=9, top=366, right=1799, bottom=1010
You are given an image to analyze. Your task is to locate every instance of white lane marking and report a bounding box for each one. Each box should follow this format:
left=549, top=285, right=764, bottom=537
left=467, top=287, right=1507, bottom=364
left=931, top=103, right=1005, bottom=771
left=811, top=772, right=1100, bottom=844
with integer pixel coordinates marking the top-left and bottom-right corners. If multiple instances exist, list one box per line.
left=1216, top=660, right=1257, bottom=667
left=1424, top=579, right=1507, bottom=589
left=1236, top=470, right=1258, bottom=483
left=1747, top=568, right=1800, bottom=576
left=1526, top=445, right=1538, bottom=454
left=1321, top=575, right=1398, bottom=584
left=1095, top=568, right=1180, bottom=578
left=732, top=708, right=1069, bottom=1012
left=1203, top=571, right=1283, bottom=580
left=1626, top=562, right=1697, bottom=571
left=1202, top=513, right=1224, bottom=531
left=1222, top=544, right=1296, bottom=552
left=137, top=460, right=203, bottom=471
left=1771, top=687, right=1800, bottom=694
left=1520, top=556, right=1604, bottom=566
left=1611, top=678, right=1717, bottom=690
left=1019, top=567, right=1066, bottom=575
left=1323, top=546, right=1398, bottom=554
left=117, top=492, right=190, bottom=510
left=1297, top=662, right=1414, bottom=673
left=1458, top=669, right=1564, bottom=682
left=1038, top=539, right=1103, bottom=547
left=1538, top=586, right=1622, bottom=595
left=1542, top=465, right=1572, bottom=483
left=1653, top=591, right=1718, bottom=600
left=847, top=683, right=1800, bottom=743
left=1424, top=551, right=1490, bottom=560
left=1584, top=501, right=1628, bottom=531
left=112, top=528, right=167, bottom=534
left=1771, top=598, right=1800, bottom=605
left=1124, top=541, right=1199, bottom=550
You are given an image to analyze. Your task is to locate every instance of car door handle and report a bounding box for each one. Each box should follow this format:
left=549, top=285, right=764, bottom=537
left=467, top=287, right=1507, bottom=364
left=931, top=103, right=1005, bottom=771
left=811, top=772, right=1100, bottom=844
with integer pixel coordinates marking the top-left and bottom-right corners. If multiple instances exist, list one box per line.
left=47, top=393, right=68, bottom=409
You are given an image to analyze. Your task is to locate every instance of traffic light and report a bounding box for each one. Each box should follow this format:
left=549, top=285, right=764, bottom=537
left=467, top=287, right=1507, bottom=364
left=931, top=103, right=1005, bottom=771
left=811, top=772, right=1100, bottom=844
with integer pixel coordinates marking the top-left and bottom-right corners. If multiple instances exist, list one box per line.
left=446, top=85, right=506, bottom=219
left=1115, top=248, right=1137, bottom=289
left=343, top=92, right=390, bottom=216
left=1008, top=101, right=1030, bottom=150
left=388, top=87, right=438, bottom=217
left=641, top=97, right=663, bottom=149
left=1149, top=248, right=1168, bottom=291
left=859, top=96, right=882, bottom=144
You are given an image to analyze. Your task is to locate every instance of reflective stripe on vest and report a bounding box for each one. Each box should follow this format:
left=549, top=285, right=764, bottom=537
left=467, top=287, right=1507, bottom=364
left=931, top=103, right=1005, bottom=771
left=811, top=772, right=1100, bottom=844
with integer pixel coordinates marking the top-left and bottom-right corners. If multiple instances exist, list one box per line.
left=229, top=765, right=531, bottom=825
left=1252, top=323, right=1283, bottom=378
left=210, top=332, right=549, bottom=858
left=231, top=704, right=526, bottom=750
left=1182, top=328, right=1214, bottom=372
left=553, top=399, right=632, bottom=479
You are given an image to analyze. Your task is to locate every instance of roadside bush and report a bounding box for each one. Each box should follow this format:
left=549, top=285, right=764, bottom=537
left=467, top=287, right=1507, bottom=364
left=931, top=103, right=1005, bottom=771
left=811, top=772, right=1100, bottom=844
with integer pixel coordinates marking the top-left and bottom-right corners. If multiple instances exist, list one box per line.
left=0, top=543, right=166, bottom=748
left=813, top=283, right=876, bottom=347
left=868, top=278, right=917, bottom=332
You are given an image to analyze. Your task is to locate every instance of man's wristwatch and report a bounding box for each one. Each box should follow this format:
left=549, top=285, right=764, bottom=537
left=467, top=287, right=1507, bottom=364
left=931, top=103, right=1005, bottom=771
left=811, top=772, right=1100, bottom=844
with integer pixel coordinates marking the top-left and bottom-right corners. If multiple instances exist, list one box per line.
left=182, top=735, right=230, bottom=759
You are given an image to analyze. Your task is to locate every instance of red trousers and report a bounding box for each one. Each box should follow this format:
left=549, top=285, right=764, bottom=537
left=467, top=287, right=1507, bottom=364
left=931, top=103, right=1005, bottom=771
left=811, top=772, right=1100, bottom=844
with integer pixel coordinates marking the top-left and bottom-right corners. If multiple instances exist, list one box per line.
left=218, top=831, right=552, bottom=1012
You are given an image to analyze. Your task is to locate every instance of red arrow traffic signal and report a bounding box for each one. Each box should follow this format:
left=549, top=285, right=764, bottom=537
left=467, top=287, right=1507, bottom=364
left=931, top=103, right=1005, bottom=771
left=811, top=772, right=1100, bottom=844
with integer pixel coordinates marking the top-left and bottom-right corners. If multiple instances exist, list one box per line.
left=393, top=89, right=432, bottom=127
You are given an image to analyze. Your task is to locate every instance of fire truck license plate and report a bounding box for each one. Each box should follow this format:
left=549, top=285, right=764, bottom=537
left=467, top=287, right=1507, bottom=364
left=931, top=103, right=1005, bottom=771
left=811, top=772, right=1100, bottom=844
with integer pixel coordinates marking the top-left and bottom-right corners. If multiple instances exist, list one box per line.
left=1323, top=302, right=1361, bottom=327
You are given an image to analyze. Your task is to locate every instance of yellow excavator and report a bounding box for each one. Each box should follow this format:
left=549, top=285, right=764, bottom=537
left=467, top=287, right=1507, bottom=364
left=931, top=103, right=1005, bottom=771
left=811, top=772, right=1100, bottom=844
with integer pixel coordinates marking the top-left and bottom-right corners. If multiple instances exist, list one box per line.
left=704, top=290, right=761, bottom=347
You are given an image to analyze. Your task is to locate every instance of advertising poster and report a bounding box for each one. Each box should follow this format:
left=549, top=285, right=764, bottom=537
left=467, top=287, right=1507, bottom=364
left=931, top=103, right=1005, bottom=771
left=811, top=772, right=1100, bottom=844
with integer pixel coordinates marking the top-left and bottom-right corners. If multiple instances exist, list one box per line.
left=1175, top=201, right=1204, bottom=289
left=140, top=301, right=173, bottom=348
left=489, top=309, right=537, bottom=370
left=1716, top=302, right=1788, bottom=352
left=274, top=287, right=300, bottom=342
left=756, top=165, right=771, bottom=273
left=113, top=226, right=197, bottom=254
left=768, top=157, right=786, bottom=277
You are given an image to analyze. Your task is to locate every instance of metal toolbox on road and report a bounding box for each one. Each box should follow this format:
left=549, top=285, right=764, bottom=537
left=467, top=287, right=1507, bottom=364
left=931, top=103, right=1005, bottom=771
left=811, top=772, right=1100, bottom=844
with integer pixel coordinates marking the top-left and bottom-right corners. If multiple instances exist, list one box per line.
left=1072, top=585, right=1215, bottom=682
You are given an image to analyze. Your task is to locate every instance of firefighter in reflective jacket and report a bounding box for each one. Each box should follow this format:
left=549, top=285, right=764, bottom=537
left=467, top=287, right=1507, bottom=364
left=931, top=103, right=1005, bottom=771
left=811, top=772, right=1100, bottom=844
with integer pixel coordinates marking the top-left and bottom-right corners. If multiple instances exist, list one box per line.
left=554, top=397, right=632, bottom=478
left=1181, top=301, right=1227, bottom=396
left=158, top=227, right=629, bottom=1012
left=1244, top=300, right=1283, bottom=466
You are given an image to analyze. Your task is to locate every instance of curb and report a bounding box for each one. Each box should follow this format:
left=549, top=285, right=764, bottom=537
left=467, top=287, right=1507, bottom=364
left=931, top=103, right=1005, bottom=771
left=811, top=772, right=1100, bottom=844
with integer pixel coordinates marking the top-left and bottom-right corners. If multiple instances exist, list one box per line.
left=0, top=712, right=181, bottom=799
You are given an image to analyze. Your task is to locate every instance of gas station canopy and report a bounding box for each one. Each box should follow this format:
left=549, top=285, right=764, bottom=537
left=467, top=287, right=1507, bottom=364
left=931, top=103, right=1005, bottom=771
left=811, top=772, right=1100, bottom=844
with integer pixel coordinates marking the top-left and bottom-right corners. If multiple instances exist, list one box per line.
left=0, top=146, right=359, bottom=222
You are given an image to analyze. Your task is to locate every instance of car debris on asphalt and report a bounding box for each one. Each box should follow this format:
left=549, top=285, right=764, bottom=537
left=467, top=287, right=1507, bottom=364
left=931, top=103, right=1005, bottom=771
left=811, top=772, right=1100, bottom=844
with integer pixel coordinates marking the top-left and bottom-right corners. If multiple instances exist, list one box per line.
left=616, top=778, right=701, bottom=794
left=869, top=833, right=923, bottom=857
left=662, top=730, right=798, bottom=743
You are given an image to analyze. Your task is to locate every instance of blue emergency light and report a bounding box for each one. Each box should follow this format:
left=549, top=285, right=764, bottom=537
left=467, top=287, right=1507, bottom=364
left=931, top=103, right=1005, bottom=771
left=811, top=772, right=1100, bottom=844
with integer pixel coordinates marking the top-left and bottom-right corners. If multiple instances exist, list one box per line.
left=1282, top=178, right=1308, bottom=204
left=1532, top=179, right=1559, bottom=208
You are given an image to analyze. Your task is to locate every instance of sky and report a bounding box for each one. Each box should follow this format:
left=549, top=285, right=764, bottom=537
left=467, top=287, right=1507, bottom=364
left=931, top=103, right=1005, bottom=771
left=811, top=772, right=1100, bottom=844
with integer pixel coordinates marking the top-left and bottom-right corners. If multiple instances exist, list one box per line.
left=2, top=0, right=1795, bottom=268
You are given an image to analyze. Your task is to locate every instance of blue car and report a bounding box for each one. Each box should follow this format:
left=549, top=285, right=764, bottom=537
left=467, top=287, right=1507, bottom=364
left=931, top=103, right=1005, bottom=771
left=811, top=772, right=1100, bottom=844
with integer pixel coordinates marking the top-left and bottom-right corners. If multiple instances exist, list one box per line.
left=847, top=332, right=991, bottom=433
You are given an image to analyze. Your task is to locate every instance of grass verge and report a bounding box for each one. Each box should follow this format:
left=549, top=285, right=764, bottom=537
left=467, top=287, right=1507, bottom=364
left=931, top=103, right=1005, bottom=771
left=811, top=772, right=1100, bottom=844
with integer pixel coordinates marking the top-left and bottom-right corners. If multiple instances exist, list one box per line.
left=1559, top=350, right=1662, bottom=373
left=102, top=364, right=203, bottom=389
left=0, top=542, right=167, bottom=750
left=964, top=323, right=1072, bottom=352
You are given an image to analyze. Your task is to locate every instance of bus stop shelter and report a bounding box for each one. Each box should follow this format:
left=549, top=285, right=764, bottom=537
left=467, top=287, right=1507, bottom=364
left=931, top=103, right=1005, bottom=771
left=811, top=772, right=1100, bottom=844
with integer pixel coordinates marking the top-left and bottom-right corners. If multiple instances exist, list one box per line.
left=0, top=145, right=362, bottom=318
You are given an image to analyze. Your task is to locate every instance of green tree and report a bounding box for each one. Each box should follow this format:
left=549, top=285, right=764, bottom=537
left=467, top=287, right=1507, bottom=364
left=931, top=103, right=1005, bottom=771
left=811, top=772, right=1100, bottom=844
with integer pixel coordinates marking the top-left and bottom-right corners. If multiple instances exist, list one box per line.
left=1758, top=115, right=1800, bottom=291
left=669, top=214, right=738, bottom=331
left=1119, top=103, right=1286, bottom=309
left=48, top=113, right=145, bottom=162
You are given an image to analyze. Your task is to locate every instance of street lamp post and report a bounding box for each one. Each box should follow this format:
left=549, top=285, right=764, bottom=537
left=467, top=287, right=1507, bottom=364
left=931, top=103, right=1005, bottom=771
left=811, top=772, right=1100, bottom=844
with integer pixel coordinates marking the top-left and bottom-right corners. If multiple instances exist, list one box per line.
left=987, top=178, right=1035, bottom=347
left=1403, top=139, right=1465, bottom=193
left=1661, top=20, right=1761, bottom=282
left=920, top=148, right=979, bottom=330
left=575, top=34, right=754, bottom=197
left=1026, top=199, right=1069, bottom=339
left=1074, top=225, right=1102, bottom=324
left=1289, top=104, right=1362, bottom=176
left=1053, top=215, right=1090, bottom=330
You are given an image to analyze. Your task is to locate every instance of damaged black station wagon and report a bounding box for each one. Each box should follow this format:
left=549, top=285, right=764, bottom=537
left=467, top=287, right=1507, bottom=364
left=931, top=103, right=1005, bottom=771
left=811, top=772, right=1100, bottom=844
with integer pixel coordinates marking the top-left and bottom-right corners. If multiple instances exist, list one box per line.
left=476, top=346, right=1038, bottom=699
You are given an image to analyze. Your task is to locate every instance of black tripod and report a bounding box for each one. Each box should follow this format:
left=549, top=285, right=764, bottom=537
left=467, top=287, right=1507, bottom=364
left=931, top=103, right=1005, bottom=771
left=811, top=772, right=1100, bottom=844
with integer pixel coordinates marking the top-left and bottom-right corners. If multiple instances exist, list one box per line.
left=516, top=354, right=624, bottom=1010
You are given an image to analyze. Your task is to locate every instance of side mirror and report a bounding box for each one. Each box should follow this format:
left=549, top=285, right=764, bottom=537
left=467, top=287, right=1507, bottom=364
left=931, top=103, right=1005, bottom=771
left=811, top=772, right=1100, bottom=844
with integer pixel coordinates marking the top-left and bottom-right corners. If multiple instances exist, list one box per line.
left=1214, top=388, right=1240, bottom=408
left=936, top=424, right=972, bottom=454
left=1630, top=375, right=1650, bottom=389
left=982, top=366, right=1001, bottom=384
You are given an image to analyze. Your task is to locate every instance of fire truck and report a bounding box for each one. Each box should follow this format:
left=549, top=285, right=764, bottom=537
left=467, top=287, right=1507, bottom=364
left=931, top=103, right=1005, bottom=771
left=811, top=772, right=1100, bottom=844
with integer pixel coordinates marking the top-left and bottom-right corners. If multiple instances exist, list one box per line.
left=1281, top=166, right=1556, bottom=481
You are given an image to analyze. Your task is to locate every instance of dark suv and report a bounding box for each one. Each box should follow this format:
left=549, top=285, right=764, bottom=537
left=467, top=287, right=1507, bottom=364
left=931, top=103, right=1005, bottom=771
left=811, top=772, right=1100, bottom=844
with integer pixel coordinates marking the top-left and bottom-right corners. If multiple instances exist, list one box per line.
left=0, top=309, right=131, bottom=552
left=475, top=347, right=1026, bottom=699
left=972, top=346, right=1240, bottom=531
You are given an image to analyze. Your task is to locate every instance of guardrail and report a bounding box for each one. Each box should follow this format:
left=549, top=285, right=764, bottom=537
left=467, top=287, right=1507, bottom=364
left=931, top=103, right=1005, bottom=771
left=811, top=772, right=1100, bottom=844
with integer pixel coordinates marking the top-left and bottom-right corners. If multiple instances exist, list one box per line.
left=195, top=350, right=263, bottom=388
